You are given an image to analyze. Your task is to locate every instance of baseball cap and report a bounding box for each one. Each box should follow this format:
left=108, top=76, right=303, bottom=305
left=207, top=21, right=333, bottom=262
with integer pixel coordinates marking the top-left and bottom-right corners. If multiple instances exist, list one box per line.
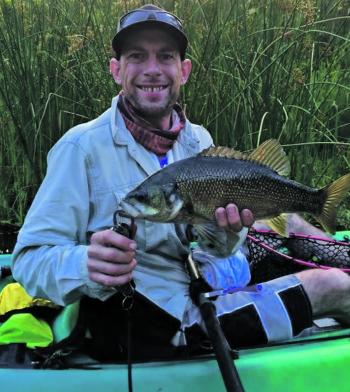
left=112, top=4, right=188, bottom=60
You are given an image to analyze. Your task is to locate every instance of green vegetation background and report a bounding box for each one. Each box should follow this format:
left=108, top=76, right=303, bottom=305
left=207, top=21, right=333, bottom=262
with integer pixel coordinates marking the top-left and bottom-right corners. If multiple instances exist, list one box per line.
left=0, top=0, right=349, bottom=228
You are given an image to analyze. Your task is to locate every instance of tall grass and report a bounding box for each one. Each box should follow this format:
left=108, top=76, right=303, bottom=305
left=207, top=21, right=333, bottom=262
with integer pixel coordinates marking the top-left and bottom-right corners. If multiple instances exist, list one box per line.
left=0, top=0, right=349, bottom=227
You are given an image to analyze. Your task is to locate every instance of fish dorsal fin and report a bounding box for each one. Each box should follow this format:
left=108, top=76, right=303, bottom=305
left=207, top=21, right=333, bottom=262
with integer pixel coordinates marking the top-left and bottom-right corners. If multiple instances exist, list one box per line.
left=200, top=140, right=290, bottom=177
left=249, top=139, right=290, bottom=176
left=200, top=146, right=248, bottom=160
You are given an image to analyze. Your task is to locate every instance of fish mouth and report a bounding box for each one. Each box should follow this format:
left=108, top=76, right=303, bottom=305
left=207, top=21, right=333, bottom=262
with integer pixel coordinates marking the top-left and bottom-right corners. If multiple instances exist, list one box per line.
left=119, top=200, right=143, bottom=218
left=119, top=200, right=159, bottom=219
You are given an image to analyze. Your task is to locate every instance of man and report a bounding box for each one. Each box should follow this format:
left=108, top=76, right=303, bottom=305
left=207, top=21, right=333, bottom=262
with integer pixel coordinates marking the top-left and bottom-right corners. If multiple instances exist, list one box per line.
left=12, top=4, right=350, bottom=360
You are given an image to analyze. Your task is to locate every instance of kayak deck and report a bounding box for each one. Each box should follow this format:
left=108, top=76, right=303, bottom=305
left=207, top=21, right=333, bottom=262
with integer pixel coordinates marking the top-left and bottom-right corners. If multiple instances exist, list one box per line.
left=1, top=328, right=350, bottom=392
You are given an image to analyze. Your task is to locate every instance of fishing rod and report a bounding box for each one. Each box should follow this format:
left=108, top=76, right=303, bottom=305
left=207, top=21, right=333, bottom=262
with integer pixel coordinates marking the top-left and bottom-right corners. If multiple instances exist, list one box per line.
left=186, top=245, right=245, bottom=392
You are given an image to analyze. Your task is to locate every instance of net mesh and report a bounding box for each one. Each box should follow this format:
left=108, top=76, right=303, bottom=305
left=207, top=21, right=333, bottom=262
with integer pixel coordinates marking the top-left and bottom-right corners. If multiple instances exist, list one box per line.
left=247, top=229, right=350, bottom=283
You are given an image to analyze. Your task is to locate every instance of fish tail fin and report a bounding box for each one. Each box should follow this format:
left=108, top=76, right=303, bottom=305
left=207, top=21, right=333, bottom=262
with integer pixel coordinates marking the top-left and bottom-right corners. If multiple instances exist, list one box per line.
left=315, top=173, right=350, bottom=233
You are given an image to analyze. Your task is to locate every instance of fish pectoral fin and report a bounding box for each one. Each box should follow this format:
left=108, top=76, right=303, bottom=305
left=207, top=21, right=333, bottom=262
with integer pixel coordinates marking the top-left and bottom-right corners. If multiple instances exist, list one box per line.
left=194, top=223, right=248, bottom=258
left=266, top=214, right=289, bottom=237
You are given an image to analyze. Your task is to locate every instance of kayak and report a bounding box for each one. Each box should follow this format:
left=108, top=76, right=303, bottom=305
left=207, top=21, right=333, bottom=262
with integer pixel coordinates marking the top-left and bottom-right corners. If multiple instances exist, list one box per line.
left=0, top=329, right=350, bottom=392
left=0, top=316, right=349, bottom=391
left=1, top=232, right=350, bottom=392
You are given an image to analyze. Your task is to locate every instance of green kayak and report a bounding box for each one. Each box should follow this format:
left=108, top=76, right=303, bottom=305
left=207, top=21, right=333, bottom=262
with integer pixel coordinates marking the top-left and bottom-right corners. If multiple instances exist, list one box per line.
left=1, top=318, right=349, bottom=392
left=1, top=231, right=350, bottom=392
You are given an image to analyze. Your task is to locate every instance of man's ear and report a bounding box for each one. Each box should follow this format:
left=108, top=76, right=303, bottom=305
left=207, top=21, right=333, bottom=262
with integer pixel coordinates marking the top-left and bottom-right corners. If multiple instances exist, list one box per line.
left=180, top=59, right=192, bottom=85
left=110, top=58, right=122, bottom=85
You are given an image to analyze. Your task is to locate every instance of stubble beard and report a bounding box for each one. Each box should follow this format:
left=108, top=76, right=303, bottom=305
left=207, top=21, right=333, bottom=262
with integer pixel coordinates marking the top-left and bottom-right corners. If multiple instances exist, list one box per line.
left=128, top=89, right=179, bottom=126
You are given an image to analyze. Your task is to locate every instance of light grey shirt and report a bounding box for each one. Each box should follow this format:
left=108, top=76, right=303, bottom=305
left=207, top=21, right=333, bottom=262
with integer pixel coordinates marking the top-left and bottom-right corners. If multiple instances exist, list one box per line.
left=12, top=96, right=217, bottom=321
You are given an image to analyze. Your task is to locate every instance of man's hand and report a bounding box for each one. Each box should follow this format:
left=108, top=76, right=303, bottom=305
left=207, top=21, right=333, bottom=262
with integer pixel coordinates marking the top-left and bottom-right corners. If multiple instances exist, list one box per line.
left=87, top=230, right=137, bottom=287
left=215, top=203, right=254, bottom=231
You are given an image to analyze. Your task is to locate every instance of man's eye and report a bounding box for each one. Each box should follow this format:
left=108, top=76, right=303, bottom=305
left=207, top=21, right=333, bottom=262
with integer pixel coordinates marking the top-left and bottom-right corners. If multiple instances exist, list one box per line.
left=128, top=53, right=144, bottom=60
left=160, top=53, right=175, bottom=61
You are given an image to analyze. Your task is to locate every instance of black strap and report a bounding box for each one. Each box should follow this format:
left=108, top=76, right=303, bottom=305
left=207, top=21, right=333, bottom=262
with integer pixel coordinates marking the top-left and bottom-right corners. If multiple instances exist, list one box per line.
left=127, top=308, right=133, bottom=392
left=0, top=306, right=61, bottom=324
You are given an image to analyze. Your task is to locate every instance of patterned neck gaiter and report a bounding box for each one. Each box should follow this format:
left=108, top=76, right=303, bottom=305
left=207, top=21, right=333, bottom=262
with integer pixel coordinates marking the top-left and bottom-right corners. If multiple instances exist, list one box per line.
left=117, top=93, right=186, bottom=156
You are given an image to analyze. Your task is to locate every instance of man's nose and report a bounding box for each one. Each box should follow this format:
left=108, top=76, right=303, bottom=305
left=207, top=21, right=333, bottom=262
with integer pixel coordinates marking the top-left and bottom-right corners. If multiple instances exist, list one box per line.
left=143, top=55, right=161, bottom=76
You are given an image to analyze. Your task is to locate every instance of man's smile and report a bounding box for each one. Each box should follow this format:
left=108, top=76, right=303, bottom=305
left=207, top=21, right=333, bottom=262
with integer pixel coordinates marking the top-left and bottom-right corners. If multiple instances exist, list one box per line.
left=137, top=85, right=168, bottom=92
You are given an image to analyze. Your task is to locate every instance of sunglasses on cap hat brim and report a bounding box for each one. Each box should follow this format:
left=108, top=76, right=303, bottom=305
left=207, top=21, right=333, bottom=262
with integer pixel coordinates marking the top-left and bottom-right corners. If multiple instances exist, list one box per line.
left=119, top=9, right=185, bottom=32
left=113, top=8, right=188, bottom=60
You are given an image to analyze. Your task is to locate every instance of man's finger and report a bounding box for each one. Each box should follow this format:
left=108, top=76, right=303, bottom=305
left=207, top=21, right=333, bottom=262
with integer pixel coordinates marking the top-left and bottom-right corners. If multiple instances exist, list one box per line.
left=88, top=258, right=137, bottom=276
left=215, top=207, right=228, bottom=227
left=240, top=208, right=255, bottom=227
left=225, top=203, right=242, bottom=231
left=87, top=244, right=135, bottom=264
left=90, top=230, right=137, bottom=251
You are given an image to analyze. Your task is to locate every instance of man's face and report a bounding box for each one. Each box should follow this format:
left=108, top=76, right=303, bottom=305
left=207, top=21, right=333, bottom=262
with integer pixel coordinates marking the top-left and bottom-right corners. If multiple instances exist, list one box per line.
left=110, top=28, right=191, bottom=121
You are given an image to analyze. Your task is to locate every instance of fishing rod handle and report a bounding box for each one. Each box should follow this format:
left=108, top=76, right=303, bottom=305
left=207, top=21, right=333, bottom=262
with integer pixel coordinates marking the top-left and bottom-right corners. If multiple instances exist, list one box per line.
left=111, top=211, right=137, bottom=299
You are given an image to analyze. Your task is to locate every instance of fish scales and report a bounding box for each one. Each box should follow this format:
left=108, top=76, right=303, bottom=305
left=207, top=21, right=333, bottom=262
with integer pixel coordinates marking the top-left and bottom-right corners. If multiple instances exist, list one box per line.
left=120, top=139, right=350, bottom=248
left=171, top=156, right=322, bottom=222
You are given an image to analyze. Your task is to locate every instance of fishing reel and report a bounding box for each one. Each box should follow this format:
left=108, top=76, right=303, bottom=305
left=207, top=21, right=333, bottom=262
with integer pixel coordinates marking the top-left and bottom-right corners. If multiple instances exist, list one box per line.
left=112, top=210, right=137, bottom=305
left=112, top=210, right=137, bottom=240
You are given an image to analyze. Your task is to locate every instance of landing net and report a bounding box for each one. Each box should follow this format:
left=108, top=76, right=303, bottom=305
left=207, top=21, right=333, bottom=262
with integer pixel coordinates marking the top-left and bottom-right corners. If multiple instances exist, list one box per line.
left=247, top=229, right=350, bottom=283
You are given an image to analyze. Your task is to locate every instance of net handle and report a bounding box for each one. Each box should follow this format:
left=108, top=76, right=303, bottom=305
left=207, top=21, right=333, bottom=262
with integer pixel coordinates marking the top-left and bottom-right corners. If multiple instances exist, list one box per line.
left=251, top=229, right=350, bottom=245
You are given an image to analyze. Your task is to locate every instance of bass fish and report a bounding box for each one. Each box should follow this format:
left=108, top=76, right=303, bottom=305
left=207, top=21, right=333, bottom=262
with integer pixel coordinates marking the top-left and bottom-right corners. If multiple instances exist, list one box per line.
left=120, top=139, right=350, bottom=256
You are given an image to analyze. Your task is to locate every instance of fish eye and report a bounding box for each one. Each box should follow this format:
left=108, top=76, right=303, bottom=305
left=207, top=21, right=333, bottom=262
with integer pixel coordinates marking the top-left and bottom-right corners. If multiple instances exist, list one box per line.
left=136, top=192, right=148, bottom=202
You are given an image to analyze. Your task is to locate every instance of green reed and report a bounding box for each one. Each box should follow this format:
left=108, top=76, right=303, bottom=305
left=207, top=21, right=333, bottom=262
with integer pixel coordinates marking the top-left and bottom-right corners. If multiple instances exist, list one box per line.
left=0, top=0, right=349, bottom=227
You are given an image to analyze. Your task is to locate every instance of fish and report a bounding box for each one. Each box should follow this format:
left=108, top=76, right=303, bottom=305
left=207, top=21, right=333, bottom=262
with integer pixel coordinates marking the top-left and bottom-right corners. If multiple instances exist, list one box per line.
left=119, top=139, right=350, bottom=257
